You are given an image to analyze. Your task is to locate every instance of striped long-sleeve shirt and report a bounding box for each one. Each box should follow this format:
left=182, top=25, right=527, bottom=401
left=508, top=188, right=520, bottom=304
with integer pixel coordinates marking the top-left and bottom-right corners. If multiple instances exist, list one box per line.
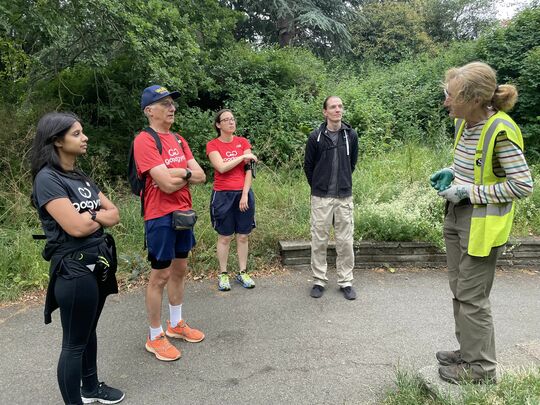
left=451, top=120, right=533, bottom=204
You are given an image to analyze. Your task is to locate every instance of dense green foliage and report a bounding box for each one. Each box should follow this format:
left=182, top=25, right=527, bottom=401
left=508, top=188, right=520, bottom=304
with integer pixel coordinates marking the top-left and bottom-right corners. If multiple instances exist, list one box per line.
left=220, top=0, right=360, bottom=54
left=348, top=1, right=435, bottom=64
left=478, top=7, right=540, bottom=158
left=0, top=2, right=539, bottom=300
left=2, top=2, right=539, bottom=177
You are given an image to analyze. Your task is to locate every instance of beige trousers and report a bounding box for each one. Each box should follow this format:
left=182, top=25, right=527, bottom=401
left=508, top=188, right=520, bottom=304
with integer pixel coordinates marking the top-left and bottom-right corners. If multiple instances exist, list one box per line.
left=444, top=202, right=502, bottom=372
left=310, top=196, right=354, bottom=288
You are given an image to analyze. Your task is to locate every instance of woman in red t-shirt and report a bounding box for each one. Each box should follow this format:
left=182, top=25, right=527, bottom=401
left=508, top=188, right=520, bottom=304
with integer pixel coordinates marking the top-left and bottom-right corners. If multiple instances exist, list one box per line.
left=206, top=109, right=257, bottom=291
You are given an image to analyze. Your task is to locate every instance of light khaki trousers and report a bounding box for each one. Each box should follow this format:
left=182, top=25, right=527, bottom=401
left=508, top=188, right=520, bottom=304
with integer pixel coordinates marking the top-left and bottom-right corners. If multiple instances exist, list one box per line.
left=310, top=196, right=354, bottom=288
left=444, top=202, right=501, bottom=372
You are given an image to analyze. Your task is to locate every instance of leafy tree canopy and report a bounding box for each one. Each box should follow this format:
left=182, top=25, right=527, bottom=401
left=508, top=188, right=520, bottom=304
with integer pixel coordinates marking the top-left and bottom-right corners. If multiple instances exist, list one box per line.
left=422, top=0, right=500, bottom=41
left=220, top=0, right=362, bottom=56
left=349, top=1, right=435, bottom=64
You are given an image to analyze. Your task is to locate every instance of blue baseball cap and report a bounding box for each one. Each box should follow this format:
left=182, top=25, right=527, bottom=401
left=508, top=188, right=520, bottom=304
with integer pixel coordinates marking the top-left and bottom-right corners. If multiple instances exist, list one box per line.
left=140, top=85, right=180, bottom=110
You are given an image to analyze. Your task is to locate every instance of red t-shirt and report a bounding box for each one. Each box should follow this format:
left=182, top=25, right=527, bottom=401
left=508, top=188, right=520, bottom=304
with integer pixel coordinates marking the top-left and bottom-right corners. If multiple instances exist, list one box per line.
left=206, top=136, right=251, bottom=191
left=133, top=130, right=194, bottom=220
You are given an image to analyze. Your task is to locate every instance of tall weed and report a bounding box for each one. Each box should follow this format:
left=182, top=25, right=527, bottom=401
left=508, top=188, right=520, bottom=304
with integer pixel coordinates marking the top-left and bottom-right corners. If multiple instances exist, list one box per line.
left=1, top=145, right=538, bottom=301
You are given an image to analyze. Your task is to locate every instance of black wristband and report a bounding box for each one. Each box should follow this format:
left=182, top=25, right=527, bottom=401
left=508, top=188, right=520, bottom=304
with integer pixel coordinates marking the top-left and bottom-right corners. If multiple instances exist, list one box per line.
left=88, top=209, right=97, bottom=221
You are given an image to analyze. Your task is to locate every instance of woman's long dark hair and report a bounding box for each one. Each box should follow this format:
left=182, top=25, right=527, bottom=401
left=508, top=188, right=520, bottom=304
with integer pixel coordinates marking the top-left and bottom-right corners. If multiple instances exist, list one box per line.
left=30, top=112, right=80, bottom=182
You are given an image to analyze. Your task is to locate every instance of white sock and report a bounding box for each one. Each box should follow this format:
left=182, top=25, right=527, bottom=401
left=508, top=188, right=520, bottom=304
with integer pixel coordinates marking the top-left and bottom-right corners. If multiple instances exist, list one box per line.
left=169, top=304, right=182, bottom=327
left=149, top=325, right=163, bottom=340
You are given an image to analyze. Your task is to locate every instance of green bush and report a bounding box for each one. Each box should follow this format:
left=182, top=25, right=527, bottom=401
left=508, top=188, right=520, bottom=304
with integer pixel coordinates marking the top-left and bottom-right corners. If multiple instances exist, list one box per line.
left=203, top=45, right=324, bottom=166
left=331, top=41, right=478, bottom=155
left=477, top=6, right=540, bottom=159
left=2, top=3, right=540, bottom=301
left=353, top=143, right=451, bottom=247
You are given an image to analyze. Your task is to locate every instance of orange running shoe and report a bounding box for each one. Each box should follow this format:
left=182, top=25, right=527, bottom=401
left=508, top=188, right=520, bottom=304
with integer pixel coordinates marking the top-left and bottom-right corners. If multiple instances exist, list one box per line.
left=145, top=333, right=181, bottom=361
left=166, top=320, right=205, bottom=343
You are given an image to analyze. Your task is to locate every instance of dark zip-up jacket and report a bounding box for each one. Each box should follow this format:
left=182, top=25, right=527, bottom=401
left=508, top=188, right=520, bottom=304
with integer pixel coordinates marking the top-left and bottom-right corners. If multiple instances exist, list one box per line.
left=304, top=121, right=359, bottom=198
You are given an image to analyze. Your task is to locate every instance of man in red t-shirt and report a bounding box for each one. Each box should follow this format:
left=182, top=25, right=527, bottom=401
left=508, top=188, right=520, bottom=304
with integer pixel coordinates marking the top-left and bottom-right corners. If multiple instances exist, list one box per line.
left=133, top=85, right=206, bottom=362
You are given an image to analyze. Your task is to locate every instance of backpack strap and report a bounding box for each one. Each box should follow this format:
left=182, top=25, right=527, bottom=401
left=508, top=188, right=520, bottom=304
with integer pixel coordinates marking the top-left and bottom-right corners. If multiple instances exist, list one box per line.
left=145, top=127, right=184, bottom=154
left=143, top=127, right=163, bottom=154
left=137, top=127, right=163, bottom=219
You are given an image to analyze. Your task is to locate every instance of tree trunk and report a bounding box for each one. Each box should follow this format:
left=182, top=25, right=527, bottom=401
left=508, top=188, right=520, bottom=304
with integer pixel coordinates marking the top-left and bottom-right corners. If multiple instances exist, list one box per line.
left=277, top=15, right=295, bottom=47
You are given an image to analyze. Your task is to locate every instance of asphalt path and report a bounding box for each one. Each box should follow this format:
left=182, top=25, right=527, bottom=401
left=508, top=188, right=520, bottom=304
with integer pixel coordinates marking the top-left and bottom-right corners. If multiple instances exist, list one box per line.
left=1, top=267, right=539, bottom=404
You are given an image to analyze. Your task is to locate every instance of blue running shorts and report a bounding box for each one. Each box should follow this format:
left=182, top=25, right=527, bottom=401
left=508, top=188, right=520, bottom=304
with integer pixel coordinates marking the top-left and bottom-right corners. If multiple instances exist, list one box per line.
left=210, top=189, right=256, bottom=236
left=145, top=213, right=196, bottom=261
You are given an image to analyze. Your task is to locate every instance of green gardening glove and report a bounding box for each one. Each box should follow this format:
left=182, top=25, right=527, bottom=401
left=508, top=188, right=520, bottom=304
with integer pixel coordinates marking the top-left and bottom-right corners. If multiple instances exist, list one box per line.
left=430, top=168, right=454, bottom=191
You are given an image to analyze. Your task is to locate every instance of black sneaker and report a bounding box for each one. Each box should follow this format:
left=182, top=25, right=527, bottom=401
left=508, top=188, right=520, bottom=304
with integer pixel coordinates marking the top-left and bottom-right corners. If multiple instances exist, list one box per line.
left=436, top=349, right=462, bottom=366
left=310, top=284, right=325, bottom=298
left=81, top=382, right=125, bottom=404
left=340, top=286, right=357, bottom=300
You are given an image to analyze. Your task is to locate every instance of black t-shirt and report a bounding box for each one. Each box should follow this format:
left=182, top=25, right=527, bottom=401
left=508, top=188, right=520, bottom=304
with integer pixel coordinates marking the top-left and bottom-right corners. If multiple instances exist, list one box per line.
left=33, top=166, right=103, bottom=245
left=326, top=129, right=340, bottom=197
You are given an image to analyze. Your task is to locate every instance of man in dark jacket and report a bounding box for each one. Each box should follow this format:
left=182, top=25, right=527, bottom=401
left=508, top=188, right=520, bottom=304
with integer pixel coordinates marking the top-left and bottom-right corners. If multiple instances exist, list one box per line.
left=304, top=96, right=359, bottom=300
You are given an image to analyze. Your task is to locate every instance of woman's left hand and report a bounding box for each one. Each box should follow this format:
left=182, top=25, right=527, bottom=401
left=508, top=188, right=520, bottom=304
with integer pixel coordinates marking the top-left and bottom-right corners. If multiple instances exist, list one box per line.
left=239, top=194, right=249, bottom=212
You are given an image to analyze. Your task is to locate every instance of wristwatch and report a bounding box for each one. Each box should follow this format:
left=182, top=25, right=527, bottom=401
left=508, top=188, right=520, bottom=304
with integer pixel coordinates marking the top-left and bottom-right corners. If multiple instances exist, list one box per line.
left=184, top=168, right=192, bottom=180
left=88, top=209, right=97, bottom=221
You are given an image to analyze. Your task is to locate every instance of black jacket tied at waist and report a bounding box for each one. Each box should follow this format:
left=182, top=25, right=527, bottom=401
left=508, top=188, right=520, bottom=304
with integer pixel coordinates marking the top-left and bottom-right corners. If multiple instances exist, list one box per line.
left=43, top=234, right=118, bottom=324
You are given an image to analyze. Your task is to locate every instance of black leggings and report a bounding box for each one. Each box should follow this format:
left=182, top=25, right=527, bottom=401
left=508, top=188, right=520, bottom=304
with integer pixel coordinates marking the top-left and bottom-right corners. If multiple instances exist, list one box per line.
left=54, top=273, right=106, bottom=405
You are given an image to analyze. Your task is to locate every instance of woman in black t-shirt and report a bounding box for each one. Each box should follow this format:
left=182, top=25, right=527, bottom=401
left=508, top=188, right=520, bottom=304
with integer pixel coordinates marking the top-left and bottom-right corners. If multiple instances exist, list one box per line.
left=31, top=112, right=125, bottom=405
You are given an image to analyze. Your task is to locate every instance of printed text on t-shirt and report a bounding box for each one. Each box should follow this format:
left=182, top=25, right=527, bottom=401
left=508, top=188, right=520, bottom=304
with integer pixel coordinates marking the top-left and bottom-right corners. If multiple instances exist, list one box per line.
left=164, top=148, right=186, bottom=166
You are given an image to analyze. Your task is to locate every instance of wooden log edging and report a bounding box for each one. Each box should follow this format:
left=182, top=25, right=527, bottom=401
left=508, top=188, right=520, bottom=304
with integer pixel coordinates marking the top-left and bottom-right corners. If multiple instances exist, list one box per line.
left=279, top=238, right=540, bottom=269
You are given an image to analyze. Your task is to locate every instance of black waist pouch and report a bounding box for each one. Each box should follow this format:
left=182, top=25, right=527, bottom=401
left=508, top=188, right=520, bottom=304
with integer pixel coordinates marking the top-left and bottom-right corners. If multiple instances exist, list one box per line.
left=172, top=210, right=197, bottom=230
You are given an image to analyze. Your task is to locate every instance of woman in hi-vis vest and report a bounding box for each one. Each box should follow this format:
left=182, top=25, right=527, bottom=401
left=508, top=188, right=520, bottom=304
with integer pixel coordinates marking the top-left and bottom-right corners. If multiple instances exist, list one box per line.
left=429, top=62, right=533, bottom=384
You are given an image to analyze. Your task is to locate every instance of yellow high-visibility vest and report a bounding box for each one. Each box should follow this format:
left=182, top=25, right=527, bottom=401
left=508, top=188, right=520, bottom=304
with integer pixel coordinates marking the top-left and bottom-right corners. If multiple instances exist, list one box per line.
left=453, top=111, right=524, bottom=257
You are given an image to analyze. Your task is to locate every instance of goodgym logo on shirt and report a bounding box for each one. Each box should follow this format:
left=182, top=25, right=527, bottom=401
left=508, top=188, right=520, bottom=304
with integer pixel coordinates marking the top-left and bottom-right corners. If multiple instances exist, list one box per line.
left=73, top=187, right=101, bottom=211
left=223, top=148, right=244, bottom=162
left=165, top=148, right=186, bottom=166
left=78, top=187, right=92, bottom=198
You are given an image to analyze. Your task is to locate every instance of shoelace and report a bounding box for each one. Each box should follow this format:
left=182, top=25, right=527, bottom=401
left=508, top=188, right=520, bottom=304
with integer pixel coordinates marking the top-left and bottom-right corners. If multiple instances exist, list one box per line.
left=155, top=335, right=173, bottom=348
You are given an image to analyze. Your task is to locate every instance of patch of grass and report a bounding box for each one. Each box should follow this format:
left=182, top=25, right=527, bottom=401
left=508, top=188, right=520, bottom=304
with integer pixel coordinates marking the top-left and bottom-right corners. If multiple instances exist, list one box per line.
left=384, top=367, right=540, bottom=404
left=383, top=368, right=442, bottom=405
left=0, top=226, right=50, bottom=301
